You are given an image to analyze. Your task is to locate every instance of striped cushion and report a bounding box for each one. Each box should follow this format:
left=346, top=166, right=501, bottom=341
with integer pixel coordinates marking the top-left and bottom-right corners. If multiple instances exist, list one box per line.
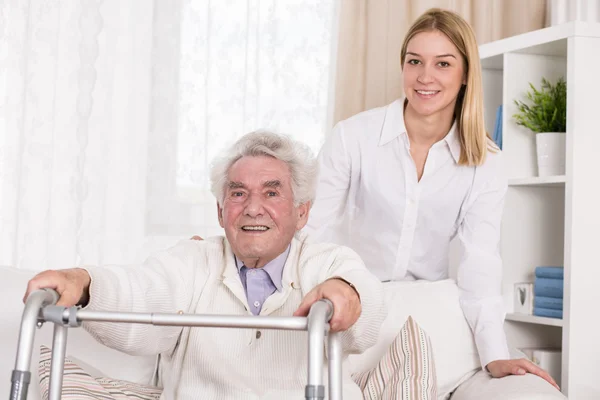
left=352, top=316, right=437, bottom=399
left=38, top=345, right=162, bottom=400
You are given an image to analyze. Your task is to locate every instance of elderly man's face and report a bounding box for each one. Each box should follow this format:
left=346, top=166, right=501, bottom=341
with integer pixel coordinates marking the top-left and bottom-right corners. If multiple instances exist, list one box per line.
left=218, top=155, right=310, bottom=266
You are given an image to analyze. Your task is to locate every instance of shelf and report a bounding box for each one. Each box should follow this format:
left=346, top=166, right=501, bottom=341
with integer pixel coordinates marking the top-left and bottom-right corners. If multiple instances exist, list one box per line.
left=505, top=313, right=563, bottom=327
left=508, top=175, right=566, bottom=187
left=480, top=21, right=600, bottom=69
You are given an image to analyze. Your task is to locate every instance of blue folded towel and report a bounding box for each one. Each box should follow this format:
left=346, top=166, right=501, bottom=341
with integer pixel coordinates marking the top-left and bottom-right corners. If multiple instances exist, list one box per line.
left=534, top=307, right=563, bottom=319
left=535, top=266, right=564, bottom=280
left=534, top=296, right=563, bottom=310
left=534, top=277, right=563, bottom=299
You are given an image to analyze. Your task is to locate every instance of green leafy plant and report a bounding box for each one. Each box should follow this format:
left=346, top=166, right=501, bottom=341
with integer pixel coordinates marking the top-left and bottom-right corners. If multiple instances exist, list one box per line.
left=513, top=77, right=567, bottom=133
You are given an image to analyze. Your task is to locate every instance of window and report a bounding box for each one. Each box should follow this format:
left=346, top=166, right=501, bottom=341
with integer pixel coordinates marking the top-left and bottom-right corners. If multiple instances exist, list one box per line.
left=176, top=0, right=338, bottom=207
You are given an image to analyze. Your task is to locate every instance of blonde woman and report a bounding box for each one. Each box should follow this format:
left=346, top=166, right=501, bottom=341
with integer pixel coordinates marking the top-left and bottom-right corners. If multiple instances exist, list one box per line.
left=305, top=8, right=559, bottom=389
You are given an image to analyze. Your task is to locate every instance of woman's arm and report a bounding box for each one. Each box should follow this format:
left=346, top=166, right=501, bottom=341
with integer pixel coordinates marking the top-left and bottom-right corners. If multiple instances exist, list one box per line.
left=456, top=159, right=510, bottom=369
left=304, top=122, right=353, bottom=242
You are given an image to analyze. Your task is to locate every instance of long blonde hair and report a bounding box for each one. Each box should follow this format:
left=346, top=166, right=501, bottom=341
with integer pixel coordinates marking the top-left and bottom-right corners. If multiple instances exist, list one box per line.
left=400, top=8, right=495, bottom=166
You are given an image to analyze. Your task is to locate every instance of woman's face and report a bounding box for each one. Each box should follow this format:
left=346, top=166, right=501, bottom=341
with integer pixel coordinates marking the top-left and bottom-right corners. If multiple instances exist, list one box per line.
left=402, top=30, right=466, bottom=118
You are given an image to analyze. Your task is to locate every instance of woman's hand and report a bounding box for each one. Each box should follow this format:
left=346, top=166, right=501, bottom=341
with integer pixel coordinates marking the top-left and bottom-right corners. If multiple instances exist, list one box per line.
left=486, top=358, right=560, bottom=391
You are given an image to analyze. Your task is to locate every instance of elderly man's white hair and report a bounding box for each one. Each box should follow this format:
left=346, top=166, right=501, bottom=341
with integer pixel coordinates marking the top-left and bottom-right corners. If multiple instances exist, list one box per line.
left=210, top=130, right=318, bottom=207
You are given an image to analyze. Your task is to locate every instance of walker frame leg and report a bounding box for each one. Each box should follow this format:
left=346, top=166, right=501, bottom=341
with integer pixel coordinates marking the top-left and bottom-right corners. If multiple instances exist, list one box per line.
left=48, top=324, right=68, bottom=400
left=11, top=289, right=59, bottom=400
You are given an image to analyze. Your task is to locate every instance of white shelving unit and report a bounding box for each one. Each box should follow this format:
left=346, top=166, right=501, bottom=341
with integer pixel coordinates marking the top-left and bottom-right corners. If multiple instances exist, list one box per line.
left=505, top=312, right=564, bottom=327
left=480, top=21, right=600, bottom=398
left=508, top=175, right=566, bottom=187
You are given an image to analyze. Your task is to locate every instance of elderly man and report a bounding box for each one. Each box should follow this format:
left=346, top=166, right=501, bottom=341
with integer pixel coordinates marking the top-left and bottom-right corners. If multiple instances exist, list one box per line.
left=24, top=131, right=386, bottom=399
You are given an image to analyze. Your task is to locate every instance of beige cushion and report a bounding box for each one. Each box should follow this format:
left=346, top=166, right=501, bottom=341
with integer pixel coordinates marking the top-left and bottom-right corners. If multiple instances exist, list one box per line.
left=38, top=345, right=162, bottom=400
left=346, top=280, right=481, bottom=399
left=450, top=369, right=567, bottom=400
left=353, top=316, right=437, bottom=399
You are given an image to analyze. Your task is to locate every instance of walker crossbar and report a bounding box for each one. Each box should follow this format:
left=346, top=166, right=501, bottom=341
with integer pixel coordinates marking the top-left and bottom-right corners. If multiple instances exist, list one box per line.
left=12, top=289, right=343, bottom=400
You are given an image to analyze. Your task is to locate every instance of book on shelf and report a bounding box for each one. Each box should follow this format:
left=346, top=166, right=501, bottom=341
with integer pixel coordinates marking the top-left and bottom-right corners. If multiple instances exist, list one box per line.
left=492, top=105, right=503, bottom=150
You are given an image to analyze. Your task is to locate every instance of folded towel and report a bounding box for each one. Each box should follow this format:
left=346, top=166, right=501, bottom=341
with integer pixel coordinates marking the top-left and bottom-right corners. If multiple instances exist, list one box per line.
left=534, top=296, right=563, bottom=310
left=534, top=277, right=563, bottom=299
left=535, top=266, right=564, bottom=280
left=534, top=307, right=563, bottom=319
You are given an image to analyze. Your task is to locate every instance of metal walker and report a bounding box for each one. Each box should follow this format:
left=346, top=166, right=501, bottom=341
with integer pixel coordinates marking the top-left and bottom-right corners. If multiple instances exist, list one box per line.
left=11, top=289, right=343, bottom=400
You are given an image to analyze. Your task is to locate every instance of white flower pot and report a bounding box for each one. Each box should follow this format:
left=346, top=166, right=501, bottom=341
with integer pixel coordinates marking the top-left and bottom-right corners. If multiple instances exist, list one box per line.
left=536, top=132, right=566, bottom=177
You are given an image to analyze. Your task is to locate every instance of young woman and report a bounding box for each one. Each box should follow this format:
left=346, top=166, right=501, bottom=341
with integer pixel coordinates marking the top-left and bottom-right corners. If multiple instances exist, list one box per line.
left=304, top=8, right=559, bottom=389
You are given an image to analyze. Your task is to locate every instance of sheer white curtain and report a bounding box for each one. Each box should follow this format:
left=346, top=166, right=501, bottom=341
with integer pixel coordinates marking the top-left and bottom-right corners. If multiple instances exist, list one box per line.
left=147, top=0, right=337, bottom=240
left=0, top=0, right=338, bottom=270
left=0, top=0, right=154, bottom=270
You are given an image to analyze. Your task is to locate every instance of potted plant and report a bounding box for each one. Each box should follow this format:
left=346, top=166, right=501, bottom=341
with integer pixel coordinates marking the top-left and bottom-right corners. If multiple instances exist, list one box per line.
left=513, top=77, right=567, bottom=177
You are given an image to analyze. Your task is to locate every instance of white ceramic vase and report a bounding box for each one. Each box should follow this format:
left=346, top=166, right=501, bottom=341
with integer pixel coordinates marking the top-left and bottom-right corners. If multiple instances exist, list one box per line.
left=536, top=132, right=566, bottom=177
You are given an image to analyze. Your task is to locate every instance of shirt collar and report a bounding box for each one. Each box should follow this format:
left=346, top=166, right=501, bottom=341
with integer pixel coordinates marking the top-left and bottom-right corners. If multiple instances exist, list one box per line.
left=379, top=98, right=461, bottom=163
left=378, top=99, right=407, bottom=147
left=443, top=121, right=461, bottom=163
left=235, top=245, right=290, bottom=292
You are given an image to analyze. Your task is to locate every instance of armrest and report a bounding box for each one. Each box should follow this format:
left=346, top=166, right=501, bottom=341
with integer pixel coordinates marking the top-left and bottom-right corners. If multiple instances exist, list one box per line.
left=450, top=370, right=567, bottom=400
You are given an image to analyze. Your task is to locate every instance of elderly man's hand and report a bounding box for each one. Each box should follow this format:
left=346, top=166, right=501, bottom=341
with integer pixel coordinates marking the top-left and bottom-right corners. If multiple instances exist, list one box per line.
left=23, top=268, right=91, bottom=307
left=487, top=359, right=560, bottom=391
left=293, top=278, right=361, bottom=332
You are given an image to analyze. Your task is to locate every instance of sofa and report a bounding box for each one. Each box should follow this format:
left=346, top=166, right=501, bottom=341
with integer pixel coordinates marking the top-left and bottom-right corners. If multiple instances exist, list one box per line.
left=1, top=265, right=566, bottom=399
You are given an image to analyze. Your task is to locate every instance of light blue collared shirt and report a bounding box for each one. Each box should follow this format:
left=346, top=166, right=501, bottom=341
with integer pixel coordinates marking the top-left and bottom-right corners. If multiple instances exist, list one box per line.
left=235, top=246, right=290, bottom=315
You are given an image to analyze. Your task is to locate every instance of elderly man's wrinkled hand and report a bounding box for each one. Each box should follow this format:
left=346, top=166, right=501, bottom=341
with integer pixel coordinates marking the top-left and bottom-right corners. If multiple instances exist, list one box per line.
left=23, top=268, right=91, bottom=307
left=293, top=278, right=361, bottom=332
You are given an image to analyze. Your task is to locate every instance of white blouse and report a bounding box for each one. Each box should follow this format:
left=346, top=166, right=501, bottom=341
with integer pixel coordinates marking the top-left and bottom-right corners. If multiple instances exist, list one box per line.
left=305, top=99, right=510, bottom=368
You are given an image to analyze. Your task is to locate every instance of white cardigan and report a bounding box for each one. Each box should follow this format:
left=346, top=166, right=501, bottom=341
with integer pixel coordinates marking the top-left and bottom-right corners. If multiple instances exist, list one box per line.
left=83, top=232, right=386, bottom=399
